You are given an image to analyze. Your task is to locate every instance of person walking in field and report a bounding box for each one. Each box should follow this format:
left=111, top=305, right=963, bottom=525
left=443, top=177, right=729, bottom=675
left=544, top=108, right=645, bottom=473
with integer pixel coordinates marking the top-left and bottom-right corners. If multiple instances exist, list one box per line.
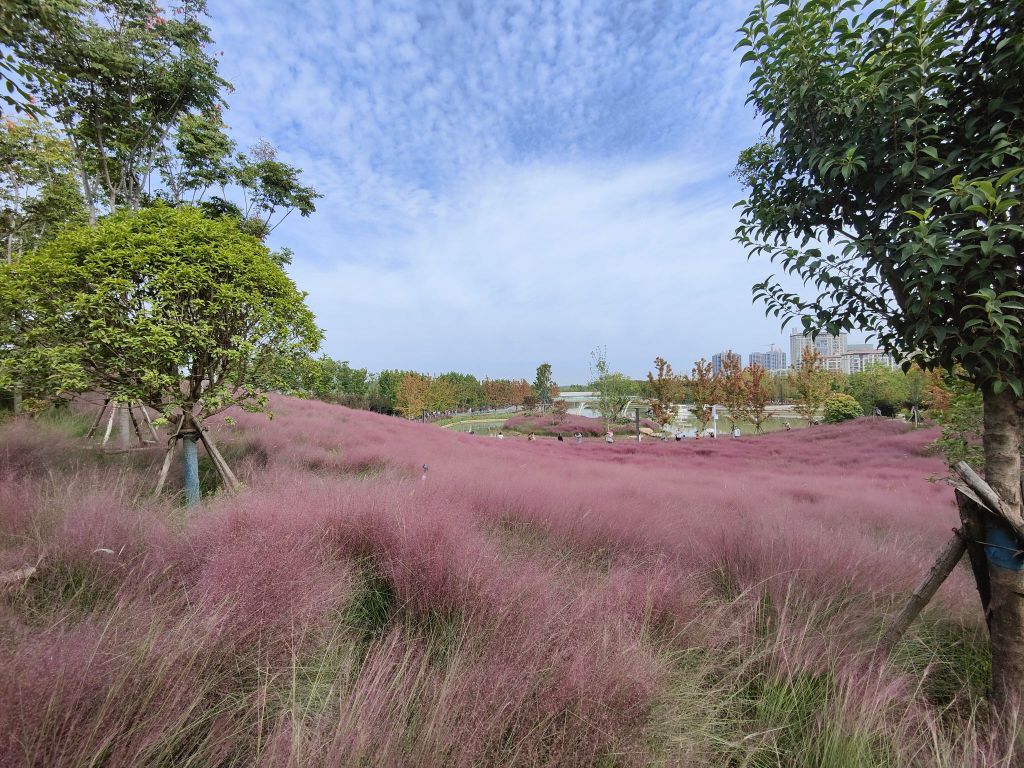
left=575, top=432, right=583, bottom=444
left=528, top=433, right=536, bottom=441
left=605, top=430, right=614, bottom=444
left=497, top=432, right=504, bottom=440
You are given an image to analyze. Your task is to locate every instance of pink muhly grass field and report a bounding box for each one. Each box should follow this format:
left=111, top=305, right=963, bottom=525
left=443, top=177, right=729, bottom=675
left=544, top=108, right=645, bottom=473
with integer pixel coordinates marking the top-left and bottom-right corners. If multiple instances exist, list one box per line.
left=0, top=396, right=1007, bottom=766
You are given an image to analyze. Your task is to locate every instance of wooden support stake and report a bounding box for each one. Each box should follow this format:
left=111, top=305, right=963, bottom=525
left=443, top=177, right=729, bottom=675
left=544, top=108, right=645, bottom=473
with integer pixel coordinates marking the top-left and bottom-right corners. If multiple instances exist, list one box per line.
left=956, top=487, right=992, bottom=624
left=878, top=529, right=967, bottom=655
left=127, top=403, right=147, bottom=446
left=101, top=404, right=117, bottom=447
left=87, top=399, right=110, bottom=438
left=196, top=424, right=240, bottom=492
left=954, top=461, right=1024, bottom=538
left=153, top=416, right=185, bottom=497
left=153, top=438, right=177, bottom=497
left=138, top=403, right=159, bottom=442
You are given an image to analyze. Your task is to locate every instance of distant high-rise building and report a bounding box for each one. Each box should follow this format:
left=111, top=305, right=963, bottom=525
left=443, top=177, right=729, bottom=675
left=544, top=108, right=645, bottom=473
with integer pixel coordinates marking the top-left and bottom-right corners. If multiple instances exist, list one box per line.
left=749, top=345, right=787, bottom=372
left=790, top=331, right=848, bottom=368
left=842, top=347, right=897, bottom=374
left=711, top=350, right=741, bottom=375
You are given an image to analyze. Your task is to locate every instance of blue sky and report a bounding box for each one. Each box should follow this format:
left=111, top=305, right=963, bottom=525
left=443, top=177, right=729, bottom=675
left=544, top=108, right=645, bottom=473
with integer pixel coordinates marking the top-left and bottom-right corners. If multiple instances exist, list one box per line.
left=208, top=0, right=817, bottom=383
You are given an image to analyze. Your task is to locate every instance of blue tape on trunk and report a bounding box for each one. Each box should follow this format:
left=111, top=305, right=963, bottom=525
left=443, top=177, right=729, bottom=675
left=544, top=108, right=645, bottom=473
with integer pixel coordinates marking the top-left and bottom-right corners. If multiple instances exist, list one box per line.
left=985, top=524, right=1024, bottom=571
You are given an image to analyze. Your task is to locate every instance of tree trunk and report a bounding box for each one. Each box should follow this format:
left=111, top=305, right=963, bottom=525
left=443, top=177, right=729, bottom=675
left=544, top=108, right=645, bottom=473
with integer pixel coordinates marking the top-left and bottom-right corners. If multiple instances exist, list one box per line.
left=182, top=432, right=200, bottom=507
left=982, top=387, right=1024, bottom=713
left=118, top=404, right=131, bottom=451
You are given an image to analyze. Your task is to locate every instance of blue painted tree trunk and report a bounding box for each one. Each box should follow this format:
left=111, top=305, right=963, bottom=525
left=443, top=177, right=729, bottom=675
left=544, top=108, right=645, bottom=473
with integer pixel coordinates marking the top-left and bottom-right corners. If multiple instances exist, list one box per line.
left=182, top=434, right=200, bottom=506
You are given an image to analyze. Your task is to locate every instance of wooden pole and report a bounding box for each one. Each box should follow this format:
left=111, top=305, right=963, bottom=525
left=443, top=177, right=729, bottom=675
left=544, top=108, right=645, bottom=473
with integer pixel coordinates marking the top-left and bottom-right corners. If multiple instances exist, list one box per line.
left=153, top=416, right=184, bottom=497
left=956, top=487, right=992, bottom=624
left=126, top=403, right=146, bottom=446
left=138, top=402, right=159, bottom=442
left=954, top=461, right=1024, bottom=536
left=118, top=403, right=131, bottom=451
left=101, top=404, right=116, bottom=447
left=87, top=398, right=110, bottom=438
left=878, top=530, right=967, bottom=654
left=153, top=438, right=177, bottom=497
left=196, top=423, right=240, bottom=493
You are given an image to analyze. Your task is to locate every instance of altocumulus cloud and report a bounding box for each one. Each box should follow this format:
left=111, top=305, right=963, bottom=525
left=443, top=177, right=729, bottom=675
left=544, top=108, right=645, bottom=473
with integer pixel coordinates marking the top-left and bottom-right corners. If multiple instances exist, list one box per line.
left=207, top=0, right=798, bottom=382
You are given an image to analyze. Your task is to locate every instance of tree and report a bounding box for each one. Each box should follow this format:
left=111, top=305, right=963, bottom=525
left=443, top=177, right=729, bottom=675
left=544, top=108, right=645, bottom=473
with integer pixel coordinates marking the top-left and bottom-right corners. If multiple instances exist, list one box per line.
left=395, top=373, right=430, bottom=419
left=483, top=378, right=513, bottom=409
left=373, top=370, right=405, bottom=414
left=823, top=393, right=862, bottom=423
left=510, top=379, right=533, bottom=408
left=742, top=363, right=773, bottom=434
left=646, top=357, right=682, bottom=427
left=1, top=118, right=86, bottom=262
left=735, top=0, right=1024, bottom=709
left=16, top=0, right=229, bottom=221
left=0, top=204, right=321, bottom=498
left=0, top=1, right=74, bottom=118
left=718, top=352, right=746, bottom=430
left=551, top=399, right=569, bottom=424
left=589, top=347, right=635, bottom=429
left=792, top=348, right=830, bottom=424
left=533, top=362, right=554, bottom=407
left=686, top=358, right=719, bottom=435
left=846, top=364, right=906, bottom=417
left=426, top=375, right=458, bottom=413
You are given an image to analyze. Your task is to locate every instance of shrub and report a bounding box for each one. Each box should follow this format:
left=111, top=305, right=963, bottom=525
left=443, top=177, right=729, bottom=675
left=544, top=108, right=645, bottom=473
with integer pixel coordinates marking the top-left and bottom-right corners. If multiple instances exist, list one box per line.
left=823, top=393, right=862, bottom=423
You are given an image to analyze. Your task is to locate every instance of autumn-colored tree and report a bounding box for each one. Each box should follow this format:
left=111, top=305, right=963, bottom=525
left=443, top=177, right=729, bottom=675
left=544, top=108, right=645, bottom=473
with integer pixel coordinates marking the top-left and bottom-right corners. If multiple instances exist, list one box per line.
left=743, top=363, right=773, bottom=434
left=395, top=372, right=430, bottom=419
left=646, top=356, right=681, bottom=427
left=687, top=358, right=719, bottom=434
left=510, top=379, right=533, bottom=407
left=718, top=352, right=746, bottom=430
left=482, top=378, right=507, bottom=408
left=551, top=399, right=569, bottom=424
left=793, top=347, right=830, bottom=424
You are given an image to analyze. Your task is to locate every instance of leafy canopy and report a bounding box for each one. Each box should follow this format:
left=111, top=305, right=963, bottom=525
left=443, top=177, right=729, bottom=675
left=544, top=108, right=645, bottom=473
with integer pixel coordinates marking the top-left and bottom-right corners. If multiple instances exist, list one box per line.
left=0, top=204, right=322, bottom=416
left=735, top=0, right=1023, bottom=397
left=823, top=393, right=862, bottom=423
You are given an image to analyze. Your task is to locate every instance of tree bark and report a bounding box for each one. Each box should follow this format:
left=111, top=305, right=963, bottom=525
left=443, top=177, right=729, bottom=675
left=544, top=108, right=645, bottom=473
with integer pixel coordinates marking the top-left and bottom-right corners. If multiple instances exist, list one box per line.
left=982, top=387, right=1024, bottom=713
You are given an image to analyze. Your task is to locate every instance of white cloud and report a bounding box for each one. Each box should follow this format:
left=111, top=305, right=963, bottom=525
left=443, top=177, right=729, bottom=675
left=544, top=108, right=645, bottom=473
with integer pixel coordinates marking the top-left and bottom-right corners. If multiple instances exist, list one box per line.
left=286, top=156, right=793, bottom=382
left=205, top=0, right=828, bottom=382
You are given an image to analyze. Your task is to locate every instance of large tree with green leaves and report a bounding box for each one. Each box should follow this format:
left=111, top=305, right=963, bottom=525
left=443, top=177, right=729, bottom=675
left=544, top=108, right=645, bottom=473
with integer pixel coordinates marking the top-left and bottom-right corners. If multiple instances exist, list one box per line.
left=16, top=0, right=228, bottom=220
left=0, top=204, right=321, bottom=415
left=533, top=362, right=554, bottom=407
left=735, top=0, right=1023, bottom=709
left=0, top=204, right=321, bottom=497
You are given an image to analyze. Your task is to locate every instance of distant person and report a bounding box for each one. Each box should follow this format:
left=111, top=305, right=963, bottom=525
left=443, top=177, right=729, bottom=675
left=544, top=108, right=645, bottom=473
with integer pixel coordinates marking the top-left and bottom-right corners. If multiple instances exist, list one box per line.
left=468, top=428, right=474, bottom=435
left=528, top=433, right=536, bottom=441
left=497, top=432, right=504, bottom=440
left=784, top=421, right=792, bottom=432
left=575, top=432, right=583, bottom=444
left=605, top=430, right=614, bottom=444
left=731, top=426, right=741, bottom=439
left=874, top=406, right=882, bottom=418
left=675, top=434, right=682, bottom=442
left=557, top=434, right=564, bottom=442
